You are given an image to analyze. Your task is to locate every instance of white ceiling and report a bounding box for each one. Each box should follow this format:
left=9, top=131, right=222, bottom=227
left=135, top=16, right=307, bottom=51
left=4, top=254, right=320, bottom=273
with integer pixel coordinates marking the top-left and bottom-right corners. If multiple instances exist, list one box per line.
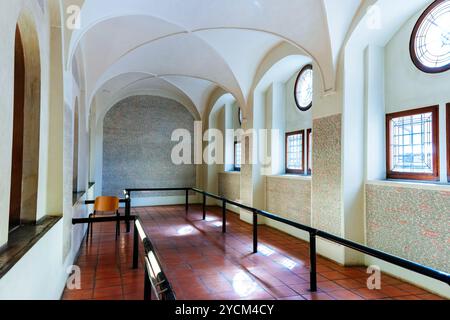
left=94, top=73, right=203, bottom=122
left=67, top=0, right=364, bottom=116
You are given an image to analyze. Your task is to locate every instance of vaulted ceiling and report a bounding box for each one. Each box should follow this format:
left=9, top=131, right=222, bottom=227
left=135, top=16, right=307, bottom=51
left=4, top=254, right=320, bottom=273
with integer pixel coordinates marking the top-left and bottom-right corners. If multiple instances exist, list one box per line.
left=66, top=0, right=363, bottom=116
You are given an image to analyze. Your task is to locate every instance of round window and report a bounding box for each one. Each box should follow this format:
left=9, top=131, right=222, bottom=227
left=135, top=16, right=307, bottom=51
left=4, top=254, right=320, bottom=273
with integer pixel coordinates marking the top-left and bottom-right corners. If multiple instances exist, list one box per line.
left=410, top=0, right=450, bottom=73
left=294, top=65, right=313, bottom=111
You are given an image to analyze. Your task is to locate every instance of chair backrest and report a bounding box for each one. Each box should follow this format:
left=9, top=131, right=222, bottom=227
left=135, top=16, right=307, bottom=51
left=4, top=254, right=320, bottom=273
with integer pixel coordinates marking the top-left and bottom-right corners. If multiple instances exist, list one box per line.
left=94, top=196, right=120, bottom=212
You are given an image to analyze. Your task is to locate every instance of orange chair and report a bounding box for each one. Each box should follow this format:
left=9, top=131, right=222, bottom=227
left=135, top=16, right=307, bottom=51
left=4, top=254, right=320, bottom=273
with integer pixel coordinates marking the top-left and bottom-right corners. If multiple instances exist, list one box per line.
left=86, top=196, right=121, bottom=243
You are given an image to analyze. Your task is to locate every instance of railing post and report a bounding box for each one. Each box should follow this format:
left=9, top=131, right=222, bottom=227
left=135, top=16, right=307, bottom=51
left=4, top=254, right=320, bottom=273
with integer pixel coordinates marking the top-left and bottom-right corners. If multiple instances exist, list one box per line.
left=309, top=231, right=317, bottom=292
left=185, top=189, right=189, bottom=216
left=125, top=190, right=131, bottom=233
left=253, top=210, right=258, bottom=253
left=133, top=220, right=139, bottom=269
left=222, top=200, right=226, bottom=233
left=144, top=265, right=151, bottom=300
left=202, top=193, right=206, bottom=220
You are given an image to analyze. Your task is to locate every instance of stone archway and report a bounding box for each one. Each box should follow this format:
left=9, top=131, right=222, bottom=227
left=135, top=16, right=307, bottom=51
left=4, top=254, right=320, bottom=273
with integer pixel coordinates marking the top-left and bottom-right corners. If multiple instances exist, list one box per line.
left=9, top=12, right=41, bottom=230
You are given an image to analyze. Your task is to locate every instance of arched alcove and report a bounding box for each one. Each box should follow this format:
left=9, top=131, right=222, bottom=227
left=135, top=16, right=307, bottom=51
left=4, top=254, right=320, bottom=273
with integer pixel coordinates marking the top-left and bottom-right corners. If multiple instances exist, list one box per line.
left=9, top=27, right=26, bottom=231
left=102, top=95, right=197, bottom=205
left=205, top=93, right=236, bottom=196
left=73, top=100, right=79, bottom=195
left=253, top=54, right=313, bottom=177
left=9, top=13, right=41, bottom=229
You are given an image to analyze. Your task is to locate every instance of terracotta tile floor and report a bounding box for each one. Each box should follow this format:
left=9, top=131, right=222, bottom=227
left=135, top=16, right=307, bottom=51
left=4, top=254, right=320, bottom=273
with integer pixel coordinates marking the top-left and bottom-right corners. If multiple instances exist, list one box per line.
left=62, top=205, right=445, bottom=301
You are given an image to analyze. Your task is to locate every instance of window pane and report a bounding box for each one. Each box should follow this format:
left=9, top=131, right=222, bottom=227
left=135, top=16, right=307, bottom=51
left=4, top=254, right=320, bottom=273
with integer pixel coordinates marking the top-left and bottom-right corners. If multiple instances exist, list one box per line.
left=235, top=142, right=241, bottom=169
left=390, top=112, right=433, bottom=173
left=308, top=131, right=312, bottom=171
left=413, top=1, right=450, bottom=70
left=286, top=133, right=303, bottom=171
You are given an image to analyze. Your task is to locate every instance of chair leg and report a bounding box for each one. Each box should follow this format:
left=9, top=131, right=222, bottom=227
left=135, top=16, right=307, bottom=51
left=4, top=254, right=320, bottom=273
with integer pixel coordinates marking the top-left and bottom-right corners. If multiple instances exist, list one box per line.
left=91, top=217, right=94, bottom=240
left=116, top=211, right=120, bottom=240
left=90, top=213, right=95, bottom=242
left=86, top=213, right=92, bottom=244
left=86, top=222, right=90, bottom=244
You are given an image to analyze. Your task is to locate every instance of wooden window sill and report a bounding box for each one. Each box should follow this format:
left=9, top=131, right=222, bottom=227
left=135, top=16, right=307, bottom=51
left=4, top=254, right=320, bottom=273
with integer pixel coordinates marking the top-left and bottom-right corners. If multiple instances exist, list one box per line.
left=0, top=216, right=62, bottom=280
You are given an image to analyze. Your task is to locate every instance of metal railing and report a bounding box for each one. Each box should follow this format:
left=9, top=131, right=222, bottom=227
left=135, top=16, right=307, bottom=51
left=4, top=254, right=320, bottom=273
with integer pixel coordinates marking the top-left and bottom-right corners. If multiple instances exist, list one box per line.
left=123, top=187, right=450, bottom=293
left=134, top=218, right=176, bottom=300
left=73, top=202, right=176, bottom=300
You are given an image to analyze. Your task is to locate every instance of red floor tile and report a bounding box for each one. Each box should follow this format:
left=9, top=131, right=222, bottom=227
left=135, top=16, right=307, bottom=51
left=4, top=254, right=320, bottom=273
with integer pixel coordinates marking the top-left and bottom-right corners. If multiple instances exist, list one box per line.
left=63, top=289, right=93, bottom=300
left=61, top=205, right=445, bottom=301
left=334, top=278, right=366, bottom=290
left=320, top=271, right=348, bottom=281
left=266, top=285, right=299, bottom=298
left=317, top=281, right=344, bottom=292
left=302, top=292, right=335, bottom=300
left=378, top=285, right=410, bottom=298
left=328, top=289, right=364, bottom=300
left=352, top=288, right=388, bottom=300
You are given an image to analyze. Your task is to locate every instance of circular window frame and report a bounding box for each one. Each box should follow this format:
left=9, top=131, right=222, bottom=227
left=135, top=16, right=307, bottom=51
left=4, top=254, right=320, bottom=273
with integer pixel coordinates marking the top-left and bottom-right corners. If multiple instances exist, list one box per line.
left=410, top=0, right=450, bottom=74
left=294, top=64, right=313, bottom=112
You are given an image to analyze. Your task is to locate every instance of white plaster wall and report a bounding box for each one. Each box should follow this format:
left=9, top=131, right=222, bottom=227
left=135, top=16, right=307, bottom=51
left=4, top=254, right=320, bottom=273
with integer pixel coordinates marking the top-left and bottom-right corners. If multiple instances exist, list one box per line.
left=364, top=45, right=386, bottom=181
left=0, top=220, right=67, bottom=299
left=337, top=1, right=450, bottom=295
left=77, top=97, right=89, bottom=193
left=365, top=256, right=450, bottom=299
left=0, top=0, right=93, bottom=299
left=262, top=82, right=288, bottom=176
left=356, top=8, right=450, bottom=296
left=0, top=188, right=92, bottom=299
left=342, top=42, right=366, bottom=265
left=206, top=93, right=235, bottom=205
left=241, top=52, right=345, bottom=263
left=224, top=102, right=238, bottom=172
left=0, top=0, right=51, bottom=246
left=262, top=86, right=273, bottom=176
left=285, top=73, right=312, bottom=175
left=271, top=83, right=286, bottom=176
left=1, top=0, right=446, bottom=300
left=285, top=73, right=312, bottom=132
left=385, top=11, right=450, bottom=113
left=385, top=11, right=450, bottom=182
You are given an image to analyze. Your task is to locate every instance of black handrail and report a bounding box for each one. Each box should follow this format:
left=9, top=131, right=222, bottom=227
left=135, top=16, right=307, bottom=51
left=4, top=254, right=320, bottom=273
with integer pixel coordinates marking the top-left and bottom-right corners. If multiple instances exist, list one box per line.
left=123, top=187, right=450, bottom=293
left=316, top=229, right=450, bottom=284
left=134, top=218, right=176, bottom=300
left=73, top=210, right=176, bottom=300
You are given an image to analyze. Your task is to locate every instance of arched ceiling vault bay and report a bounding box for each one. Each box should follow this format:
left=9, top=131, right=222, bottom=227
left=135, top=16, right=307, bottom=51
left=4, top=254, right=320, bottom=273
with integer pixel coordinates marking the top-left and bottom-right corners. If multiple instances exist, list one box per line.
left=66, top=0, right=362, bottom=117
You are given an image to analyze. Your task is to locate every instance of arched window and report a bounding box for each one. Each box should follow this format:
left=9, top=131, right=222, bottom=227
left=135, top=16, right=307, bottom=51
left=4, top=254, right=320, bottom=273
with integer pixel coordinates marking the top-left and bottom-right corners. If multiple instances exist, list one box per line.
left=9, top=27, right=26, bottom=231
left=9, top=22, right=41, bottom=230
left=234, top=141, right=242, bottom=171
left=410, top=0, right=450, bottom=73
left=307, top=128, right=312, bottom=175
left=73, top=102, right=79, bottom=195
left=294, top=65, right=313, bottom=111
